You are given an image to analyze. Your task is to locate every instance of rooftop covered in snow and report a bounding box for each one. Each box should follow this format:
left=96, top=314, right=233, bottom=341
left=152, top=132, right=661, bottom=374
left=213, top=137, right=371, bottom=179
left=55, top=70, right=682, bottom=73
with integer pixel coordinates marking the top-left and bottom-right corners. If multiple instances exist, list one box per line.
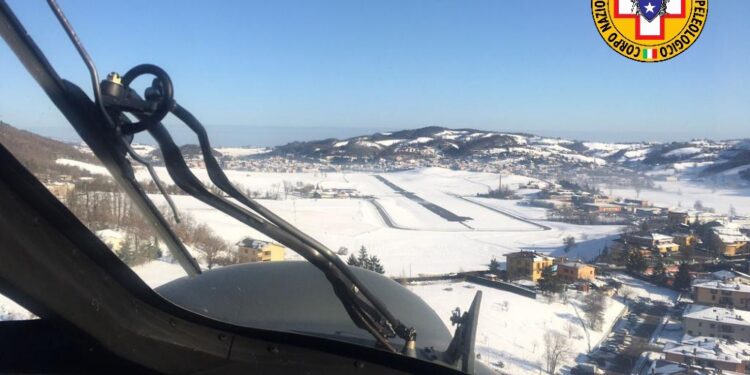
left=711, top=224, right=750, bottom=244
left=664, top=336, right=750, bottom=365
left=693, top=280, right=750, bottom=293
left=683, top=304, right=750, bottom=327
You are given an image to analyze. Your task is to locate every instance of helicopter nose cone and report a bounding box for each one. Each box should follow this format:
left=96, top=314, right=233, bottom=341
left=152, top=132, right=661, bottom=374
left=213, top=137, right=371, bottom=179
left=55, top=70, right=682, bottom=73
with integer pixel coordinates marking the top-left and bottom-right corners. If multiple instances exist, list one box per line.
left=156, top=261, right=454, bottom=351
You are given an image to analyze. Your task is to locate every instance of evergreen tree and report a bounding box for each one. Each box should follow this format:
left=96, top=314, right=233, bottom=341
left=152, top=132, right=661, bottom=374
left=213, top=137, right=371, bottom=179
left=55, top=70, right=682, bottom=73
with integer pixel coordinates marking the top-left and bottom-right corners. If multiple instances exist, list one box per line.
left=538, top=266, right=564, bottom=295
left=489, top=257, right=501, bottom=272
left=674, top=261, right=692, bottom=291
left=357, top=246, right=370, bottom=269
left=346, top=253, right=360, bottom=267
left=652, top=258, right=667, bottom=284
left=369, top=255, right=385, bottom=274
left=141, top=242, right=162, bottom=262
left=680, top=241, right=695, bottom=262
left=639, top=220, right=650, bottom=232
left=347, top=246, right=386, bottom=274
left=117, top=236, right=136, bottom=266
left=626, top=250, right=648, bottom=274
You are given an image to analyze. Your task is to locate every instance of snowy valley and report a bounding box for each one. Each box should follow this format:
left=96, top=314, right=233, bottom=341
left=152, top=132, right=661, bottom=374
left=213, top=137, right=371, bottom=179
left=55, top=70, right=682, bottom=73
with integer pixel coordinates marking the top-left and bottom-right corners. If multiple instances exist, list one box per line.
left=2, top=123, right=750, bottom=374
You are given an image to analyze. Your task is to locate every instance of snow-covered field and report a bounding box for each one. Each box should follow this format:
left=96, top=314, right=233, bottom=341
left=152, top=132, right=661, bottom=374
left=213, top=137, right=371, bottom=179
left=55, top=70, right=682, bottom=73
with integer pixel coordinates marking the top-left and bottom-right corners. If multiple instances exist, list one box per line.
left=214, top=146, right=271, bottom=157
left=613, top=273, right=679, bottom=304
left=0, top=160, right=727, bottom=374
left=57, top=158, right=109, bottom=175
left=383, top=170, right=541, bottom=231
left=40, top=161, right=625, bottom=275
left=132, top=260, right=190, bottom=288
left=374, top=195, right=465, bottom=230
left=135, top=167, right=622, bottom=277
left=0, top=294, right=33, bottom=321
left=408, top=281, right=625, bottom=375
left=606, top=180, right=750, bottom=216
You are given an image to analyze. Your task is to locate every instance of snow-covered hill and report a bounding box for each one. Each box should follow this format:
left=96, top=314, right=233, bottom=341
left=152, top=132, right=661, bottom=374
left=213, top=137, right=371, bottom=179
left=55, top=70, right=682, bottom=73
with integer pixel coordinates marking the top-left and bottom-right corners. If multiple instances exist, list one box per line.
left=7, top=120, right=749, bottom=183
left=268, top=126, right=749, bottom=182
left=602, top=139, right=750, bottom=182
left=273, top=126, right=609, bottom=168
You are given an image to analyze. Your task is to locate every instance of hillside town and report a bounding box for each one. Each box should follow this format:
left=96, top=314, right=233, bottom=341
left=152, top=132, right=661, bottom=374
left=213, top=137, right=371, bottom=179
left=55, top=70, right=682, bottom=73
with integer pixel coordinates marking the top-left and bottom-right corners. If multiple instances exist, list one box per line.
left=35, top=138, right=750, bottom=375
left=488, top=188, right=750, bottom=374
left=484, top=245, right=750, bottom=374
left=3, top=121, right=750, bottom=375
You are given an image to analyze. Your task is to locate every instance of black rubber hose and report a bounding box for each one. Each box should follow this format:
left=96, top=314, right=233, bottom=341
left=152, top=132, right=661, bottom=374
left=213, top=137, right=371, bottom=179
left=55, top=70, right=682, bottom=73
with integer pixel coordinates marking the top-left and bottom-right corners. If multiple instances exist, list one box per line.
left=120, top=64, right=174, bottom=135
left=171, top=103, right=411, bottom=339
left=144, top=120, right=398, bottom=351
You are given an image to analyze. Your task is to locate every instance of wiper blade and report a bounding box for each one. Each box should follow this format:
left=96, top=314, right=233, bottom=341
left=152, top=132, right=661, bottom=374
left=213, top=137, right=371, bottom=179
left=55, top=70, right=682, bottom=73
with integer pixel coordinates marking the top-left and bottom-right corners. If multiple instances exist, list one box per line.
left=38, top=0, right=417, bottom=354
left=45, top=0, right=181, bottom=225
left=0, top=0, right=200, bottom=276
left=120, top=80, right=412, bottom=352
left=45, top=0, right=196, bottom=274
left=172, top=102, right=417, bottom=348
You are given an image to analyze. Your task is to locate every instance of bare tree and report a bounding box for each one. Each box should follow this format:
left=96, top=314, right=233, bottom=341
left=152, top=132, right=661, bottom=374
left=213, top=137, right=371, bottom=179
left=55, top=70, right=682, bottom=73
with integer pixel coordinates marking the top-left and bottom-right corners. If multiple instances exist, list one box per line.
left=543, top=330, right=570, bottom=374
left=563, top=236, right=576, bottom=253
left=619, top=224, right=638, bottom=236
left=557, top=205, right=577, bottom=221
left=543, top=293, right=555, bottom=304
left=194, top=224, right=233, bottom=269
left=632, top=177, right=643, bottom=198
left=564, top=321, right=579, bottom=339
left=619, top=286, right=636, bottom=303
left=693, top=200, right=704, bottom=211
left=581, top=292, right=607, bottom=330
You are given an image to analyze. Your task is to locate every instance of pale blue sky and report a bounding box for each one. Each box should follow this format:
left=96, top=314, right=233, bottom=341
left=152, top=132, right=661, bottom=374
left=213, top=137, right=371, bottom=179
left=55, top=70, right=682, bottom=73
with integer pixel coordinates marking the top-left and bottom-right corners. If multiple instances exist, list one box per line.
left=1, top=0, right=748, bottom=145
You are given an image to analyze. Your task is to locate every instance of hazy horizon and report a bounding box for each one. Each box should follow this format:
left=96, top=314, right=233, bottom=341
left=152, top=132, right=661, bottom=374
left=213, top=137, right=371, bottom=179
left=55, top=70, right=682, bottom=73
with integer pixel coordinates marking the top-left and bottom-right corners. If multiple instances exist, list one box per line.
left=22, top=124, right=749, bottom=148
left=2, top=1, right=749, bottom=143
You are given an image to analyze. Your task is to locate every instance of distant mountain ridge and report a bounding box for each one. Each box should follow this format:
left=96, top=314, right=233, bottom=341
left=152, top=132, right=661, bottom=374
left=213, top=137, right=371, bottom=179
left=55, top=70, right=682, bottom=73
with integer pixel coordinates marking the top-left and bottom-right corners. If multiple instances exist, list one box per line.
left=2, top=122, right=749, bottom=183
left=274, top=126, right=595, bottom=163
left=270, top=126, right=750, bottom=182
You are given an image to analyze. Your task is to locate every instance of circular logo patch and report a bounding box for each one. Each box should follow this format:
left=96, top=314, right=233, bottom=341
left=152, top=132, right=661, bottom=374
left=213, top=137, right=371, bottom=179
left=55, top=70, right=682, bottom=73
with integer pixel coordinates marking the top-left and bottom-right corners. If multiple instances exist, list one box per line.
left=591, top=0, right=707, bottom=62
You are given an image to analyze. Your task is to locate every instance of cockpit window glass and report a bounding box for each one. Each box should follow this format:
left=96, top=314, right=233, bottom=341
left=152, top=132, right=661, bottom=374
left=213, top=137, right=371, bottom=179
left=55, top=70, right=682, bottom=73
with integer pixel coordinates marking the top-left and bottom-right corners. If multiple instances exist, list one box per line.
left=2, top=1, right=748, bottom=373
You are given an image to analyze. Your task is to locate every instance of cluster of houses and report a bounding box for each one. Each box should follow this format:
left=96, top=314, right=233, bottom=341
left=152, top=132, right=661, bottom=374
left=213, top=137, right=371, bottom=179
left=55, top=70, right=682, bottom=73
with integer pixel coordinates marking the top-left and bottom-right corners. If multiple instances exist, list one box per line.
left=309, top=187, right=362, bottom=199
left=41, top=173, right=81, bottom=202
left=530, top=187, right=648, bottom=213
left=530, top=186, right=663, bottom=225
left=192, top=140, right=619, bottom=178
left=504, top=250, right=597, bottom=289
left=43, top=180, right=76, bottom=201
left=235, top=238, right=286, bottom=263
left=222, top=156, right=342, bottom=173
left=657, top=335, right=750, bottom=375
left=608, top=216, right=750, bottom=274
left=668, top=210, right=750, bottom=258
left=650, top=271, right=750, bottom=374
left=503, top=249, right=750, bottom=374
left=529, top=185, right=750, bottom=262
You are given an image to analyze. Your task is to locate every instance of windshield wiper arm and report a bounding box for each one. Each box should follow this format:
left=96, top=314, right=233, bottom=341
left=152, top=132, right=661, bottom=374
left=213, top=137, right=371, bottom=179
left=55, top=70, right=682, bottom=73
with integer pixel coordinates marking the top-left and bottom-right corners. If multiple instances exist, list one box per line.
left=39, top=0, right=417, bottom=353
left=0, top=0, right=201, bottom=277
left=113, top=77, right=413, bottom=352
left=45, top=0, right=193, bottom=271
left=171, top=102, right=418, bottom=349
